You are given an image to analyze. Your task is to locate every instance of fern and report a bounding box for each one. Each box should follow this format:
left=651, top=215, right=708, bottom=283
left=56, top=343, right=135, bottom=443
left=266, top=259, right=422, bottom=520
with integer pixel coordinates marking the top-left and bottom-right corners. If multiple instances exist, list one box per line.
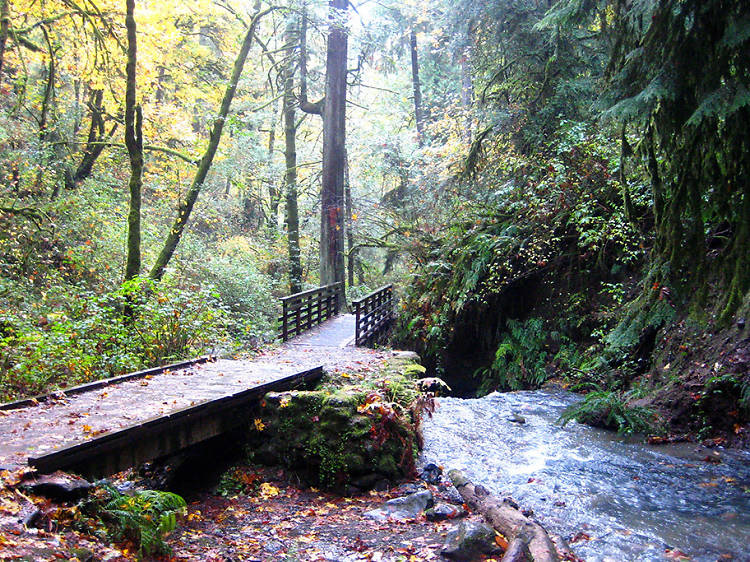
left=101, top=486, right=186, bottom=557
left=559, top=390, right=659, bottom=435
left=476, top=317, right=549, bottom=393
left=687, top=84, right=750, bottom=127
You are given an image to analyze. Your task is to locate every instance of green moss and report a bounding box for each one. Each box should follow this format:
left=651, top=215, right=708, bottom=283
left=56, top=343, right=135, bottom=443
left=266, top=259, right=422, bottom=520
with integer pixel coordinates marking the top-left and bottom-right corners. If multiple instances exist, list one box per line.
left=249, top=354, right=426, bottom=489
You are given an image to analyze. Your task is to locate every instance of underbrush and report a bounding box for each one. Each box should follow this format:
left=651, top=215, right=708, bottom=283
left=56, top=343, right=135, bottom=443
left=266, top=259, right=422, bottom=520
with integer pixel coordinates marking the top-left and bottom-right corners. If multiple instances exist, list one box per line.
left=394, top=120, right=646, bottom=384
left=391, top=119, right=746, bottom=438
left=96, top=486, right=186, bottom=557
left=0, top=277, right=230, bottom=401
left=475, top=317, right=548, bottom=392
left=0, top=173, right=285, bottom=401
left=559, top=389, right=661, bottom=435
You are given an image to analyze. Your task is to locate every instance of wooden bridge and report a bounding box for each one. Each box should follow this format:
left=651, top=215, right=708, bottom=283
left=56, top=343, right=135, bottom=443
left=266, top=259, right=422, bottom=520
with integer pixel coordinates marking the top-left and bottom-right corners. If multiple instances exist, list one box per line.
left=0, top=284, right=395, bottom=479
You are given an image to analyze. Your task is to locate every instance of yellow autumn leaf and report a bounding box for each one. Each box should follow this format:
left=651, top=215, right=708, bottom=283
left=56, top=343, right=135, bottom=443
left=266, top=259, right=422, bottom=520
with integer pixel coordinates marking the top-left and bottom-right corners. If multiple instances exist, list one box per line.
left=259, top=483, right=279, bottom=498
left=254, top=418, right=265, bottom=431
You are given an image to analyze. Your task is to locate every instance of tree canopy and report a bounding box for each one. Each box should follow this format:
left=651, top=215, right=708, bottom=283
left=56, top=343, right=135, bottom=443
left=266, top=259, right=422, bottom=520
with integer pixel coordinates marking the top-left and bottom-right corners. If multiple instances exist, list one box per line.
left=0, top=0, right=748, bottom=441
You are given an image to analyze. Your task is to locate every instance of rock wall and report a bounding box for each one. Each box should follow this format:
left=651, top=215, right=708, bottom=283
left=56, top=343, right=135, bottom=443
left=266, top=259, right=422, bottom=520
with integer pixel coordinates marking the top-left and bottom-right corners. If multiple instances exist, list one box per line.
left=249, top=352, right=426, bottom=491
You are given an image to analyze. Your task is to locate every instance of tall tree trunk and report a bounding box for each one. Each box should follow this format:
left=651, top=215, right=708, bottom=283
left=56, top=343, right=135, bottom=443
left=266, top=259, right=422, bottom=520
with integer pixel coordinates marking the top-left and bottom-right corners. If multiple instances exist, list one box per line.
left=149, top=8, right=269, bottom=280
left=344, top=150, right=355, bottom=288
left=124, top=0, right=143, bottom=281
left=460, top=46, right=473, bottom=143
left=283, top=17, right=302, bottom=293
left=0, top=0, right=9, bottom=79
left=267, top=104, right=281, bottom=229
left=319, top=0, right=348, bottom=290
left=409, top=29, right=424, bottom=147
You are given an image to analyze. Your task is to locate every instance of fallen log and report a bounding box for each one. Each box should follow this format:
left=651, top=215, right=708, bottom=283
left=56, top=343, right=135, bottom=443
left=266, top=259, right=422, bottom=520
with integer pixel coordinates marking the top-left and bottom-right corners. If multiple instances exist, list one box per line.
left=448, top=469, right=560, bottom=562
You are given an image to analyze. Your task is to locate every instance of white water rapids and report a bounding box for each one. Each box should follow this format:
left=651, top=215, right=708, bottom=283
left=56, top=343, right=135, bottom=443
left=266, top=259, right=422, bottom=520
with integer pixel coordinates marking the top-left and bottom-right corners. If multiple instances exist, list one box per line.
left=420, top=390, right=750, bottom=561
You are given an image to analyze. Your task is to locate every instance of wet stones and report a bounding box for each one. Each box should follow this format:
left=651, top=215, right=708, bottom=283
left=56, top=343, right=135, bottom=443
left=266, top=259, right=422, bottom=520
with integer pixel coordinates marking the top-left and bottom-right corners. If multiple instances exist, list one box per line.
left=364, top=489, right=434, bottom=521
left=442, top=521, right=502, bottom=559
left=425, top=502, right=467, bottom=521
left=420, top=462, right=442, bottom=484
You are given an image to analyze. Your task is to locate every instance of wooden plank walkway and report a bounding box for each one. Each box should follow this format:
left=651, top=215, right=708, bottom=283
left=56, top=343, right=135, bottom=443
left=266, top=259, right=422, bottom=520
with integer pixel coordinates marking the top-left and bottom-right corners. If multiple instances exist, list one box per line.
left=0, top=314, right=391, bottom=477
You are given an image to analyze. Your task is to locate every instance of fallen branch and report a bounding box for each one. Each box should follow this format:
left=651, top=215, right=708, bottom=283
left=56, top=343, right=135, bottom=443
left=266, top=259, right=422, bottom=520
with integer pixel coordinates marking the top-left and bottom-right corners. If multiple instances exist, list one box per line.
left=448, top=469, right=560, bottom=562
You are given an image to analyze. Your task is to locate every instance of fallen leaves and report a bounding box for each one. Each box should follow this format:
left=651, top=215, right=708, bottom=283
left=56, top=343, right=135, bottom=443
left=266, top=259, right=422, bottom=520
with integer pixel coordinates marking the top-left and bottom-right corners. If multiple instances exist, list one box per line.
left=259, top=483, right=280, bottom=499
left=664, top=547, right=690, bottom=560
left=494, top=531, right=509, bottom=549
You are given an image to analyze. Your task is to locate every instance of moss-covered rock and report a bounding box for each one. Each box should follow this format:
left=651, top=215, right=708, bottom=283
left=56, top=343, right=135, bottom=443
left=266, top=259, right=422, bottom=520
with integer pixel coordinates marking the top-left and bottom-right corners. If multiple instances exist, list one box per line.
left=248, top=352, right=428, bottom=489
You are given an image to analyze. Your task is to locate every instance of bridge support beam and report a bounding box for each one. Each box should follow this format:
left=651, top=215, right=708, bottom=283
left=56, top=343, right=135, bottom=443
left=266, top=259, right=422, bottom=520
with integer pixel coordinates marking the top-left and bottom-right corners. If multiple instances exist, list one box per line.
left=29, top=367, right=323, bottom=479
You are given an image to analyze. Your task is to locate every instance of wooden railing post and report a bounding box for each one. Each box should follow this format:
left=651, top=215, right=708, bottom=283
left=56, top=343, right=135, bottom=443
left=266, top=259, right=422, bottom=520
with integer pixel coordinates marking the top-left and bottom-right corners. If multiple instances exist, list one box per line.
left=295, top=301, right=301, bottom=338
left=306, top=293, right=312, bottom=330
left=278, top=283, right=349, bottom=341
left=355, top=300, right=361, bottom=346
left=352, top=284, right=394, bottom=348
left=282, top=300, right=289, bottom=341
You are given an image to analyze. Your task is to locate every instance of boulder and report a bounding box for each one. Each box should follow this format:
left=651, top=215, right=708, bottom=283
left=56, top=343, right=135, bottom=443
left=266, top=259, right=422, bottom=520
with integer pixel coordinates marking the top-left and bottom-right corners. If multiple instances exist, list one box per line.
left=365, top=489, right=434, bottom=521
left=420, top=462, right=442, bottom=484
left=425, top=502, right=467, bottom=521
left=22, top=471, right=92, bottom=501
left=442, top=521, right=502, bottom=560
left=253, top=355, right=426, bottom=489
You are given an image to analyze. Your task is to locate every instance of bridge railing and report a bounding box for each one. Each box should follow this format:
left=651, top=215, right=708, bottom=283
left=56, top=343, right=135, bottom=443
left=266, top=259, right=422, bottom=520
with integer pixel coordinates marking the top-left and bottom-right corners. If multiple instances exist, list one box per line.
left=279, top=282, right=344, bottom=341
left=352, top=284, right=394, bottom=347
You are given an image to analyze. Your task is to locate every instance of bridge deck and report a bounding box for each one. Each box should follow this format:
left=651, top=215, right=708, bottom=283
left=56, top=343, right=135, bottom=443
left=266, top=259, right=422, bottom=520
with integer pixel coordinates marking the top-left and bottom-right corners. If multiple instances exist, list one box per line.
left=0, top=314, right=389, bottom=476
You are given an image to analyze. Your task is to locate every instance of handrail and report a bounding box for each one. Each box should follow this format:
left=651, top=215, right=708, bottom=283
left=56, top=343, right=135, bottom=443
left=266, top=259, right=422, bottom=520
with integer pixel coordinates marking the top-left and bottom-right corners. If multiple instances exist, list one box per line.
left=279, top=282, right=344, bottom=341
left=352, top=284, right=394, bottom=346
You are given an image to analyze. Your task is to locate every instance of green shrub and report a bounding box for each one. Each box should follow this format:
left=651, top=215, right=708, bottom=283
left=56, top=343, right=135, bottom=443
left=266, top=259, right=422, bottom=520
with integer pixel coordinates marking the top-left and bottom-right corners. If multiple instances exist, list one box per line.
left=118, top=276, right=230, bottom=364
left=0, top=277, right=230, bottom=400
left=99, top=486, right=186, bottom=557
left=475, top=317, right=549, bottom=393
left=559, top=390, right=659, bottom=435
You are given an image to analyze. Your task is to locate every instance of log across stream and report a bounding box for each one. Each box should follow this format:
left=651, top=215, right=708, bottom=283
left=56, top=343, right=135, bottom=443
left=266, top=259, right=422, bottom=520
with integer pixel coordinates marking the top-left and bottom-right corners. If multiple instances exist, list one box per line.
left=420, top=390, right=750, bottom=561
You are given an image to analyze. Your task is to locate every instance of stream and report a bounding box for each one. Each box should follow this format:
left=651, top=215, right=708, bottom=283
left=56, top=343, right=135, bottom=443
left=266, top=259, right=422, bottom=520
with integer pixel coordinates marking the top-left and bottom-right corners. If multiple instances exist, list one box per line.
left=420, top=390, right=750, bottom=561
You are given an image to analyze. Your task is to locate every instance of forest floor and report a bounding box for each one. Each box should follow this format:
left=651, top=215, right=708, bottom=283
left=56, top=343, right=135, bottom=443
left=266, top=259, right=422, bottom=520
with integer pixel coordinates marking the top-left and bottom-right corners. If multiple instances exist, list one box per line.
left=166, top=468, right=485, bottom=562
left=642, top=318, right=750, bottom=448
left=0, top=464, right=492, bottom=561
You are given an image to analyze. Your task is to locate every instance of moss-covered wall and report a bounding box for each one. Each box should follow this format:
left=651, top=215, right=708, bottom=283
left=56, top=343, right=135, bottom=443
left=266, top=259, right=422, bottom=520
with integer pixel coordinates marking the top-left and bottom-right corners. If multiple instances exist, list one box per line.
left=248, top=352, right=429, bottom=490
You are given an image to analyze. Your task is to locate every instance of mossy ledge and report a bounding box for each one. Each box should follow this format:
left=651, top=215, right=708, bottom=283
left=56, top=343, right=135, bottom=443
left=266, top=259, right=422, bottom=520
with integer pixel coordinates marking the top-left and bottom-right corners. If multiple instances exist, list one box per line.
left=246, top=351, right=431, bottom=492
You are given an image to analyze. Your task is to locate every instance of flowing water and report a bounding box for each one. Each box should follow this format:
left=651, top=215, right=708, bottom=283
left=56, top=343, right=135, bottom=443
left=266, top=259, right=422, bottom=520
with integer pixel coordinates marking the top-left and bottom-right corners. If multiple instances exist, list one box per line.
left=420, top=390, right=750, bottom=561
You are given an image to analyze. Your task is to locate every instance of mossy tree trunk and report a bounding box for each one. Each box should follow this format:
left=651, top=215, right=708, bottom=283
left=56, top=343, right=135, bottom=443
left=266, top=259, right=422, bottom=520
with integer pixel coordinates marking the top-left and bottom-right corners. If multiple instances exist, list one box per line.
left=0, top=0, right=9, bottom=79
left=319, top=0, right=348, bottom=289
left=124, top=0, right=143, bottom=281
left=149, top=7, right=271, bottom=280
left=283, top=15, right=302, bottom=294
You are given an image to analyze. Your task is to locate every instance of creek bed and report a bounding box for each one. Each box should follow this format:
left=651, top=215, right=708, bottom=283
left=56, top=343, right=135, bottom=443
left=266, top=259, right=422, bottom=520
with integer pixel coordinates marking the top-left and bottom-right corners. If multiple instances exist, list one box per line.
left=420, top=390, right=750, bottom=561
